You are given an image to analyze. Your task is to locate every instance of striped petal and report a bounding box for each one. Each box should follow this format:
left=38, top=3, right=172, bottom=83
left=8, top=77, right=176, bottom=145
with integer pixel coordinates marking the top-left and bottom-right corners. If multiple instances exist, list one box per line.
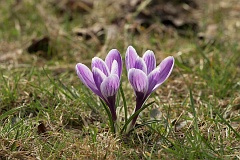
left=128, top=68, right=148, bottom=95
left=110, top=60, right=119, bottom=76
left=143, top=50, right=156, bottom=74
left=147, top=56, right=174, bottom=94
left=92, top=57, right=109, bottom=76
left=92, top=67, right=107, bottom=91
left=75, top=63, right=101, bottom=96
left=147, top=67, right=161, bottom=96
left=134, top=57, right=147, bottom=74
left=100, top=74, right=120, bottom=100
left=105, top=49, right=122, bottom=78
left=125, top=46, right=138, bottom=71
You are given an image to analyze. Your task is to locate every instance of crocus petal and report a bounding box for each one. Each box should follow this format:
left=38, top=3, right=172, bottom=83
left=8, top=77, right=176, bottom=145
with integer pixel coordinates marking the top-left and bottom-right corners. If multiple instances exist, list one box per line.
left=92, top=67, right=107, bottom=91
left=143, top=50, right=156, bottom=74
left=92, top=57, right=110, bottom=76
left=125, top=46, right=138, bottom=71
left=147, top=67, right=161, bottom=96
left=110, top=60, right=119, bottom=76
left=134, top=57, right=147, bottom=74
left=105, top=49, right=122, bottom=78
left=156, top=56, right=174, bottom=84
left=100, top=74, right=120, bottom=99
left=147, top=56, right=174, bottom=94
left=128, top=68, right=148, bottom=94
left=75, top=63, right=101, bottom=96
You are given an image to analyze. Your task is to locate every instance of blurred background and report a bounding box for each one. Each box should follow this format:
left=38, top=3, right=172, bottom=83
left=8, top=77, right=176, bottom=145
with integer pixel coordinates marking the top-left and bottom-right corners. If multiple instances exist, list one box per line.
left=0, top=0, right=239, bottom=65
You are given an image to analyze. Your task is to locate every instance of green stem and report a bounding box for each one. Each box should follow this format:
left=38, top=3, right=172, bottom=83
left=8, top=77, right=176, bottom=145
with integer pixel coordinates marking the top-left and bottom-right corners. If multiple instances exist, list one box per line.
left=100, top=99, right=116, bottom=133
left=120, top=85, right=128, bottom=124
left=121, top=101, right=155, bottom=134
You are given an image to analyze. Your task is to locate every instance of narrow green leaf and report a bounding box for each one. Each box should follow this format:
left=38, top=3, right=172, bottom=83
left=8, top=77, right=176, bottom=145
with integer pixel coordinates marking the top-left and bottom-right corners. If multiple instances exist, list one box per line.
left=121, top=101, right=155, bottom=133
left=217, top=113, right=240, bottom=139
left=189, top=89, right=199, bottom=133
left=0, top=106, right=24, bottom=121
left=175, top=59, right=192, bottom=73
left=43, top=68, right=73, bottom=100
left=127, top=119, right=162, bottom=133
left=100, top=99, right=115, bottom=133
left=120, top=85, right=128, bottom=124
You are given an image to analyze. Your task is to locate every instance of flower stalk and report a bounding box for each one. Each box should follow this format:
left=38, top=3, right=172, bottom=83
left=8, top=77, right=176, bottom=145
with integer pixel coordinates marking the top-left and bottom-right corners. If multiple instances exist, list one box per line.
left=76, top=49, right=122, bottom=132
left=125, top=46, right=174, bottom=132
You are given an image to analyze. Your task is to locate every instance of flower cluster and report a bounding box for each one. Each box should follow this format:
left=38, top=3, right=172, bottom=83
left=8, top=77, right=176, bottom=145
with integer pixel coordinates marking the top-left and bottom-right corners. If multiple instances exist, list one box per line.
left=76, top=46, right=174, bottom=133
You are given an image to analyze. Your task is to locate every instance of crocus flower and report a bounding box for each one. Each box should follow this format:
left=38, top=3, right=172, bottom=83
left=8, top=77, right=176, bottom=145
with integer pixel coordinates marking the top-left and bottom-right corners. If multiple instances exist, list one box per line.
left=125, top=46, right=174, bottom=131
left=76, top=49, right=122, bottom=123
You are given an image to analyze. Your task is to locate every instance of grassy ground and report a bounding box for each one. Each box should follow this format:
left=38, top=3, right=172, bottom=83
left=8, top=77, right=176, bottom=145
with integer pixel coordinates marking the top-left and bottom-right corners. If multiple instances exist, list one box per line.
left=0, top=0, right=239, bottom=159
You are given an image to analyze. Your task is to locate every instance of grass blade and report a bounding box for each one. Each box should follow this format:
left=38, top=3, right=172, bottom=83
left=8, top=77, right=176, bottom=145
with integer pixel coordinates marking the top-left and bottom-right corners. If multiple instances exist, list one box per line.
left=100, top=99, right=115, bottom=133
left=0, top=106, right=24, bottom=121
left=217, top=113, right=240, bottom=139
left=121, top=101, right=155, bottom=133
left=120, top=85, right=128, bottom=124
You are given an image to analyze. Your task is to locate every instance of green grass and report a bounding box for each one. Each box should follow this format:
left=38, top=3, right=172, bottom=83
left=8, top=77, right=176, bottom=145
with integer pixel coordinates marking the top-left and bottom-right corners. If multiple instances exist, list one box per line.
left=1, top=0, right=240, bottom=159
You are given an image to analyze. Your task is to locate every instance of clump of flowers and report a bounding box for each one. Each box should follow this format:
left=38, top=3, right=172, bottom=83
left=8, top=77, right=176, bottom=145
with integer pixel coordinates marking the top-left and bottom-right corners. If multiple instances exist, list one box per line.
left=125, top=46, right=174, bottom=132
left=76, top=49, right=122, bottom=132
left=75, top=46, right=174, bottom=134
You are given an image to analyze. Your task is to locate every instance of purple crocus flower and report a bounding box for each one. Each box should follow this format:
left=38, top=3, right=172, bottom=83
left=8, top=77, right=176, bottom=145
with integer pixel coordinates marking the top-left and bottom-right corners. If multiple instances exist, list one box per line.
left=76, top=49, right=122, bottom=122
left=125, top=46, right=174, bottom=130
